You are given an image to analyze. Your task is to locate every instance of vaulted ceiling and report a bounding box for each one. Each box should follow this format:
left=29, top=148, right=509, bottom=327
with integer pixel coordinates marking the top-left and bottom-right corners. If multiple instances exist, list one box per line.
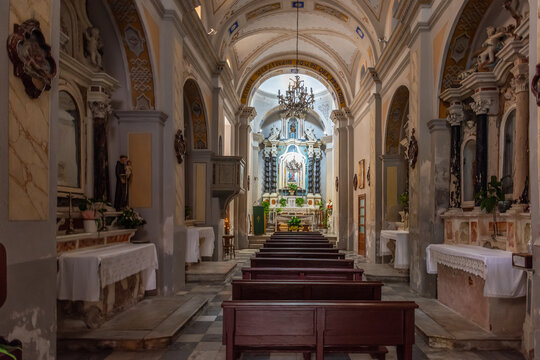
left=200, top=0, right=394, bottom=99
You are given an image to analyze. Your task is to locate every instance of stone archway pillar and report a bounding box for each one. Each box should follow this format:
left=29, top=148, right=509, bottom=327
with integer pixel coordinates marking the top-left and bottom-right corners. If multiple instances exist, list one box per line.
left=235, top=106, right=256, bottom=248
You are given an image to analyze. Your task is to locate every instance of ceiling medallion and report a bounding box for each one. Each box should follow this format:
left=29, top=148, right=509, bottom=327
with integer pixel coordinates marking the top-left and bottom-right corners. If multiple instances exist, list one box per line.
left=277, top=4, right=314, bottom=119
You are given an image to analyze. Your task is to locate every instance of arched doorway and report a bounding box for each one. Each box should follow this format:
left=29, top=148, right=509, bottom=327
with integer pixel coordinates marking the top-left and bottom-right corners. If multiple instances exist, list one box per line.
left=383, top=86, right=410, bottom=225
left=183, top=79, right=209, bottom=223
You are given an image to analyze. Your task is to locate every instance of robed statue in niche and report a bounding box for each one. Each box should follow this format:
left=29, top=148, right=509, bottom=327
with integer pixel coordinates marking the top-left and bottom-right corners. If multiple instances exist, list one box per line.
left=289, top=118, right=297, bottom=139
left=114, top=155, right=131, bottom=210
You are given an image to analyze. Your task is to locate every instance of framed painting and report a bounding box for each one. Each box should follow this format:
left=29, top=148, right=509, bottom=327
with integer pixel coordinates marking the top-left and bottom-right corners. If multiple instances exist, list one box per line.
left=359, top=159, right=365, bottom=189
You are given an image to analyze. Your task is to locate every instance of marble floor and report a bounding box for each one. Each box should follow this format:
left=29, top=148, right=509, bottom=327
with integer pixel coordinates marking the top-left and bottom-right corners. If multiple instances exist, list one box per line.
left=58, top=250, right=526, bottom=360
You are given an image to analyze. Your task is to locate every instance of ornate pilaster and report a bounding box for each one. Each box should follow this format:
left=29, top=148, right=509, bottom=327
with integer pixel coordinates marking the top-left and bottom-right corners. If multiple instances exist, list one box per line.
left=88, top=91, right=112, bottom=201
left=510, top=58, right=529, bottom=206
left=314, top=150, right=321, bottom=194
left=263, top=148, right=271, bottom=193
left=447, top=100, right=464, bottom=208
left=307, top=148, right=314, bottom=194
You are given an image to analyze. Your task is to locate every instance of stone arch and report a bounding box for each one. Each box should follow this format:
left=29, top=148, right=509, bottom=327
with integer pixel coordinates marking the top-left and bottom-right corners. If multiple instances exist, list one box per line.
left=385, top=86, right=409, bottom=156
left=183, top=79, right=209, bottom=150
left=240, top=59, right=347, bottom=109
left=106, top=0, right=157, bottom=110
left=438, top=0, right=495, bottom=118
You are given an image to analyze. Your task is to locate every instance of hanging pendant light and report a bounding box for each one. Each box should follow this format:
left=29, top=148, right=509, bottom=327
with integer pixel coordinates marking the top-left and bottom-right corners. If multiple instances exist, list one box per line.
left=277, top=3, right=315, bottom=119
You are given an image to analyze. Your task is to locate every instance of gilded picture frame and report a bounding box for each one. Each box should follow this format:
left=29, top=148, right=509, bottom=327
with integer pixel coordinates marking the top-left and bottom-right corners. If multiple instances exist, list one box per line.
left=359, top=159, right=365, bottom=189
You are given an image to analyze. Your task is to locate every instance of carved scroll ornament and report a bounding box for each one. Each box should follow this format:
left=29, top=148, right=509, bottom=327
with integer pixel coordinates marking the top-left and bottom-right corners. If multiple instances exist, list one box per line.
left=7, top=19, right=57, bottom=99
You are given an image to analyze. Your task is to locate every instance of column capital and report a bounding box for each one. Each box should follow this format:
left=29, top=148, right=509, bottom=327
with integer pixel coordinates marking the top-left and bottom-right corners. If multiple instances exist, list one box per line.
left=470, top=92, right=498, bottom=116
left=237, top=105, right=257, bottom=125
left=446, top=102, right=464, bottom=126
left=510, top=58, right=529, bottom=94
left=427, top=119, right=450, bottom=133
left=330, top=110, right=347, bottom=128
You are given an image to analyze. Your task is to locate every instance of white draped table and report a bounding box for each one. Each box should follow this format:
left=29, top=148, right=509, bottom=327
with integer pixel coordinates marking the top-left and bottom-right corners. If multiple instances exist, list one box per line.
left=186, top=227, right=215, bottom=263
left=380, top=230, right=409, bottom=269
left=57, top=243, right=158, bottom=302
left=426, top=244, right=526, bottom=298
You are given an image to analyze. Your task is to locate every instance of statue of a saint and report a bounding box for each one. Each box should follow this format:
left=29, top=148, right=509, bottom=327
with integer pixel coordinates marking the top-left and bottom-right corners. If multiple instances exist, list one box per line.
left=114, top=155, right=129, bottom=210
left=84, top=27, right=103, bottom=68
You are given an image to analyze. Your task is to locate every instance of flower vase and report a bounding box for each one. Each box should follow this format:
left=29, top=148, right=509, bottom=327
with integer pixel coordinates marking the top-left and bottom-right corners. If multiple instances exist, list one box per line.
left=83, top=219, right=98, bottom=233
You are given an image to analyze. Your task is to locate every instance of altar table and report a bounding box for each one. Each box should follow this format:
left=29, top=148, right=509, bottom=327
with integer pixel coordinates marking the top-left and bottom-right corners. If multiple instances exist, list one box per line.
left=426, top=244, right=525, bottom=298
left=379, top=230, right=409, bottom=269
left=186, top=226, right=215, bottom=263
left=57, top=243, right=158, bottom=302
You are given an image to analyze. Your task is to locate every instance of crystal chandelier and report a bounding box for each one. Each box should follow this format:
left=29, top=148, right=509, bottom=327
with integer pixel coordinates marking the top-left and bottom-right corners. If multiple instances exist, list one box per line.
left=277, top=4, right=315, bottom=118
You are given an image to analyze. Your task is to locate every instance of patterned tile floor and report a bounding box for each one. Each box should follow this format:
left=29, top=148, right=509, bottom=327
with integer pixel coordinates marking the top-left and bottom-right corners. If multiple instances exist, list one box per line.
left=58, top=250, right=525, bottom=360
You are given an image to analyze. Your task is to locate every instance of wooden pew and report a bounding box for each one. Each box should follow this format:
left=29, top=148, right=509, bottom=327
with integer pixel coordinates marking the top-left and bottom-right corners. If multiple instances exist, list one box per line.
left=264, top=242, right=333, bottom=248
left=273, top=232, right=322, bottom=235
left=259, top=248, right=339, bottom=253
left=270, top=235, right=328, bottom=240
left=242, top=267, right=364, bottom=281
left=267, top=239, right=329, bottom=243
left=250, top=257, right=354, bottom=269
left=255, top=252, right=345, bottom=259
left=232, top=280, right=382, bottom=301
left=222, top=300, right=418, bottom=360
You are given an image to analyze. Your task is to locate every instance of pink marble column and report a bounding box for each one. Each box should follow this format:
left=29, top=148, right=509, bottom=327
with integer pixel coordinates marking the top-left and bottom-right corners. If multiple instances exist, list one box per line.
left=510, top=58, right=529, bottom=205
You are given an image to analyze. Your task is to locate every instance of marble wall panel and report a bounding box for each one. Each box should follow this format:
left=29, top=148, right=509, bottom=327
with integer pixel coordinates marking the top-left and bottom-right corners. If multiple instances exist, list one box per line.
left=9, top=0, right=52, bottom=220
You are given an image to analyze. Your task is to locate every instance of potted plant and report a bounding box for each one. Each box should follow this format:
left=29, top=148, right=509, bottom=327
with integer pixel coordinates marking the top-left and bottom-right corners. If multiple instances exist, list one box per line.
left=275, top=207, right=283, bottom=214
left=117, top=207, right=147, bottom=229
left=288, top=183, right=298, bottom=195
left=0, top=337, right=21, bottom=360
left=475, top=176, right=505, bottom=240
left=78, top=198, right=104, bottom=233
left=295, top=197, right=305, bottom=207
left=279, top=198, right=287, bottom=207
left=288, top=216, right=301, bottom=231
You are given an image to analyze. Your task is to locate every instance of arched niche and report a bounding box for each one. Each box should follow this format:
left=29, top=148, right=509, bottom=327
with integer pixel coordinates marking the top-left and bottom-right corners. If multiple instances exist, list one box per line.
left=278, top=145, right=307, bottom=190
left=383, top=86, right=409, bottom=223
left=183, top=78, right=209, bottom=223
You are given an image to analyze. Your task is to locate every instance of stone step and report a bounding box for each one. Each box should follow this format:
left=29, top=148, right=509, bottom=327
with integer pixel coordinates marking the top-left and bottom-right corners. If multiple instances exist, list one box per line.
left=186, top=261, right=238, bottom=283
left=58, top=295, right=209, bottom=351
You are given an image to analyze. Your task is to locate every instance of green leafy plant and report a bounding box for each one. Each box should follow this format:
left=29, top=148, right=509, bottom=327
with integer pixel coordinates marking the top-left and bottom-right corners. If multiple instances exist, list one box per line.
left=287, top=216, right=301, bottom=230
left=399, top=191, right=409, bottom=212
left=317, top=200, right=325, bottom=210
left=0, top=338, right=22, bottom=360
left=279, top=198, right=287, bottom=207
left=275, top=207, right=283, bottom=214
left=261, top=200, right=270, bottom=216
left=475, top=176, right=505, bottom=238
left=117, top=207, right=147, bottom=228
left=288, top=183, right=298, bottom=194
left=295, top=197, right=305, bottom=207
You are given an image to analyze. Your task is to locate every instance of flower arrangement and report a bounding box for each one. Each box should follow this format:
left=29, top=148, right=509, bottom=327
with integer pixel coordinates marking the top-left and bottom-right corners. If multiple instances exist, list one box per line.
left=288, top=183, right=298, bottom=194
left=288, top=216, right=301, bottom=231
left=275, top=207, right=283, bottom=214
left=117, top=207, right=146, bottom=228
left=279, top=198, right=287, bottom=207
left=295, top=197, right=304, bottom=207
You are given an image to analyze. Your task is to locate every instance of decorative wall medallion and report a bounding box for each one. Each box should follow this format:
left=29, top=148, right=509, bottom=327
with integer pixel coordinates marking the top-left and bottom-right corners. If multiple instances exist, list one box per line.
left=335, top=176, right=339, bottom=192
left=408, top=128, right=418, bottom=169
left=366, top=165, right=371, bottom=186
left=124, top=25, right=145, bottom=57
left=7, top=19, right=57, bottom=99
left=174, top=130, right=187, bottom=164
left=451, top=34, right=470, bottom=63
left=353, top=174, right=358, bottom=191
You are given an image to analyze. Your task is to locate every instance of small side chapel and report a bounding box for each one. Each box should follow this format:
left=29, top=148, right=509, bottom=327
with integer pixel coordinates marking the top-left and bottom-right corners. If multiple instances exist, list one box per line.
left=1, top=0, right=540, bottom=360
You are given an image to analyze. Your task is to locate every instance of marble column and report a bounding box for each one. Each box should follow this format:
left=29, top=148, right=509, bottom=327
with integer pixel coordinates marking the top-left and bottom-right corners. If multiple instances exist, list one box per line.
left=235, top=106, right=256, bottom=248
left=470, top=94, right=496, bottom=201
left=447, top=100, right=464, bottom=208
left=510, top=58, right=529, bottom=205
left=89, top=99, right=112, bottom=201
left=308, top=149, right=314, bottom=193
left=331, top=109, right=350, bottom=250
left=270, top=149, right=277, bottom=193
left=314, top=153, right=321, bottom=194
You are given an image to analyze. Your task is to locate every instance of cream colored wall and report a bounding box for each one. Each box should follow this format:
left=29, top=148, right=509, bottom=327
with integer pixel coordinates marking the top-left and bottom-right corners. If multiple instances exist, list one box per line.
left=194, top=163, right=207, bottom=222
left=129, top=133, right=152, bottom=208
left=352, top=111, right=371, bottom=254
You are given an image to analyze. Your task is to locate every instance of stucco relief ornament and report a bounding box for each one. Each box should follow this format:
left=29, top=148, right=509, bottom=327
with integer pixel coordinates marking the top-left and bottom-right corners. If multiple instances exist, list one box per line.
left=7, top=19, right=57, bottom=99
left=407, top=128, right=418, bottom=169
left=174, top=130, right=187, bottom=164
left=353, top=174, right=358, bottom=191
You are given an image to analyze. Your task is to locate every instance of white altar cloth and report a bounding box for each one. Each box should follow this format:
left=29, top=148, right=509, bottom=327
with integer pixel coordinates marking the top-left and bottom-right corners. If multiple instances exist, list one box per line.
left=426, top=244, right=526, bottom=298
left=380, top=230, right=409, bottom=269
left=57, top=243, right=158, bottom=302
left=186, top=227, right=215, bottom=263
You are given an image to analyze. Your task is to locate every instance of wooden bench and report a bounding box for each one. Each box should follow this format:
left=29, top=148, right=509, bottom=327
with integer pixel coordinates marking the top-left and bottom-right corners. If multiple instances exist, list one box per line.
left=222, top=300, right=418, bottom=360
left=255, top=252, right=345, bottom=259
left=250, top=258, right=354, bottom=269
left=270, top=236, right=328, bottom=240
left=267, top=239, right=330, bottom=243
left=264, top=242, right=333, bottom=248
left=273, top=232, right=322, bottom=235
left=232, top=280, right=382, bottom=301
left=260, top=248, right=339, bottom=253
left=242, top=267, right=364, bottom=281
